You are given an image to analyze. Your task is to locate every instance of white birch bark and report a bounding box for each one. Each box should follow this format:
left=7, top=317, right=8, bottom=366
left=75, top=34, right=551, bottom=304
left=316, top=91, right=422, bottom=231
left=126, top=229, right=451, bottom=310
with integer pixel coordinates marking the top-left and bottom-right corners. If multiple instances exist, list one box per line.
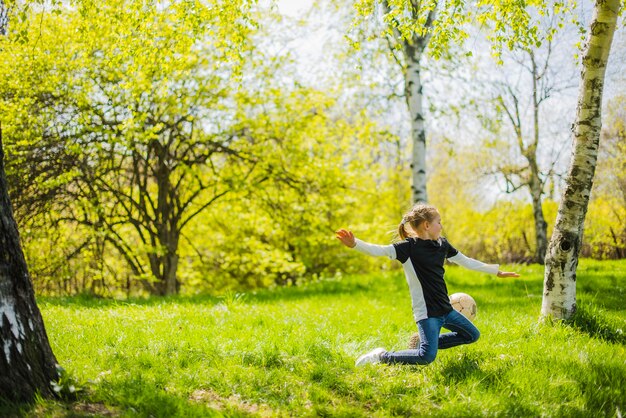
left=405, top=46, right=428, bottom=204
left=382, top=0, right=435, bottom=205
left=403, top=9, right=436, bottom=205
left=541, top=0, right=621, bottom=320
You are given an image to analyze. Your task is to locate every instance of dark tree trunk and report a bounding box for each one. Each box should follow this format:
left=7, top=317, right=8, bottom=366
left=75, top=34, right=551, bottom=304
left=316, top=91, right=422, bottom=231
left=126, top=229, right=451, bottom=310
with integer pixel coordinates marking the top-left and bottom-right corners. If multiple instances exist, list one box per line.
left=528, top=51, right=548, bottom=265
left=529, top=167, right=548, bottom=264
left=147, top=144, right=181, bottom=296
left=0, top=129, right=59, bottom=402
left=148, top=245, right=180, bottom=296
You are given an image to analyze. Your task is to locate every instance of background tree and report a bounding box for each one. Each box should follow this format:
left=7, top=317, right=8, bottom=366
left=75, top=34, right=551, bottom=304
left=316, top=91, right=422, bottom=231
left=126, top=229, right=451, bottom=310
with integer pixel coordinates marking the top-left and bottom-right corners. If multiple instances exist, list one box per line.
left=350, top=0, right=569, bottom=207
left=492, top=48, right=558, bottom=265
left=378, top=0, right=435, bottom=204
left=2, top=0, right=262, bottom=295
left=1, top=0, right=400, bottom=296
left=541, top=0, right=621, bottom=320
left=470, top=16, right=577, bottom=264
left=0, top=1, right=60, bottom=402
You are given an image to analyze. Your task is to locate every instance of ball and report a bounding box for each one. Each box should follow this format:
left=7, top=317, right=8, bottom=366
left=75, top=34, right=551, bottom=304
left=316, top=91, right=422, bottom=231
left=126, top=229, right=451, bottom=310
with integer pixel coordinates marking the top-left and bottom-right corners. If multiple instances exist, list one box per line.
left=449, top=292, right=477, bottom=321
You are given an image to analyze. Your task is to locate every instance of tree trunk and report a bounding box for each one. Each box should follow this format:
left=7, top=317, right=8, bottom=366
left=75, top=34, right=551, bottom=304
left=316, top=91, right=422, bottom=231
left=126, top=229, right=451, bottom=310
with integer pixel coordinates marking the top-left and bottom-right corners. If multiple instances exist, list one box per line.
left=528, top=154, right=548, bottom=264
left=149, top=143, right=181, bottom=296
left=0, top=130, right=59, bottom=402
left=404, top=44, right=428, bottom=204
left=148, top=240, right=179, bottom=296
left=541, top=0, right=620, bottom=320
left=530, top=181, right=548, bottom=264
left=384, top=0, right=435, bottom=206
left=529, top=51, right=548, bottom=264
left=164, top=250, right=179, bottom=295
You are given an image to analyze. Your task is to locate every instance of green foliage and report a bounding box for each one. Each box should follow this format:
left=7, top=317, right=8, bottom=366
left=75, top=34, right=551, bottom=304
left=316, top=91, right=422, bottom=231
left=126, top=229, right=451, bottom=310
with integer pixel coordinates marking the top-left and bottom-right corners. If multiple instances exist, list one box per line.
left=474, top=0, right=568, bottom=61
left=443, top=199, right=559, bottom=263
left=177, top=96, right=407, bottom=292
left=427, top=137, right=624, bottom=263
left=1, top=0, right=263, bottom=294
left=434, top=193, right=624, bottom=263
left=353, top=0, right=570, bottom=62
left=2, top=0, right=624, bottom=298
left=583, top=196, right=626, bottom=259
left=3, top=260, right=622, bottom=416
left=1, top=0, right=403, bottom=295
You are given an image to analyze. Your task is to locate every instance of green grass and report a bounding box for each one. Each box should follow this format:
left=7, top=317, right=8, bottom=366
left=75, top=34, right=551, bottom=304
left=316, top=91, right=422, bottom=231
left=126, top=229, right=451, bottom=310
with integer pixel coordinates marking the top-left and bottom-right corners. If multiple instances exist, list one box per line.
left=3, top=259, right=625, bottom=417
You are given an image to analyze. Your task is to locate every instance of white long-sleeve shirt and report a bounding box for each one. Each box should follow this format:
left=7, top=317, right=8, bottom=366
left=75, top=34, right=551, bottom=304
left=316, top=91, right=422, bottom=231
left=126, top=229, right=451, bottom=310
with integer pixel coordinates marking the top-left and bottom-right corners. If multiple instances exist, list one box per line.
left=353, top=237, right=498, bottom=321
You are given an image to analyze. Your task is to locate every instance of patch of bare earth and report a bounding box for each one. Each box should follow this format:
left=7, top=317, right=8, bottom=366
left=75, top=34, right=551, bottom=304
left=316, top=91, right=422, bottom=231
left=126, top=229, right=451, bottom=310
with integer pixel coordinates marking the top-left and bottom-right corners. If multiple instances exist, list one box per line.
left=71, top=402, right=120, bottom=416
left=190, top=389, right=274, bottom=416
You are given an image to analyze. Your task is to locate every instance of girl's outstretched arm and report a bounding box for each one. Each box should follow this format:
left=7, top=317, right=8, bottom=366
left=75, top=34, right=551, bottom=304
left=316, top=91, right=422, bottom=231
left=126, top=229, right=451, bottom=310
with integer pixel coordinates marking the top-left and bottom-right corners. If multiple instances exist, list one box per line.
left=335, top=229, right=356, bottom=248
left=497, top=271, right=520, bottom=278
left=448, top=252, right=520, bottom=277
left=335, top=229, right=397, bottom=259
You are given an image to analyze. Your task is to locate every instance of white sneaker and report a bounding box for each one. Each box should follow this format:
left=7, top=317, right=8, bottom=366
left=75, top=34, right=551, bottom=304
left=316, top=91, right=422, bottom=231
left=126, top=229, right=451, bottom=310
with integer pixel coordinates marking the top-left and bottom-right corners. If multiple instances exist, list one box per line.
left=355, top=347, right=386, bottom=367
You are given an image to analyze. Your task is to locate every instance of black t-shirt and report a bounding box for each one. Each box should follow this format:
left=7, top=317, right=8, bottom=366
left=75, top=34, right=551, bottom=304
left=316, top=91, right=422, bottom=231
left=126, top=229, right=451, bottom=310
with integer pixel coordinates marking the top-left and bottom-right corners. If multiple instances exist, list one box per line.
left=393, top=237, right=459, bottom=317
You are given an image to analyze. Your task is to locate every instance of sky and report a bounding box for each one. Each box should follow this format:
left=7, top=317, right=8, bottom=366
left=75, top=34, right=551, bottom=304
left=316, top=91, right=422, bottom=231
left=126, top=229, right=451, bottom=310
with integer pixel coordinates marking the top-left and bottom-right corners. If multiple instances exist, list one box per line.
left=269, top=0, right=344, bottom=86
left=276, top=0, right=314, bottom=16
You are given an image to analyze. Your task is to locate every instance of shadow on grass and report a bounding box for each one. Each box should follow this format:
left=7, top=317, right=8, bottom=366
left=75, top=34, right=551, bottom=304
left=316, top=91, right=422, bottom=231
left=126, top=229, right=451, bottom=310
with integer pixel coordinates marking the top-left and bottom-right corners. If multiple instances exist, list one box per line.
left=0, top=377, right=259, bottom=417
left=0, top=398, right=123, bottom=418
left=570, top=359, right=626, bottom=417
left=0, top=399, right=31, bottom=418
left=93, top=375, right=223, bottom=418
left=568, top=303, right=626, bottom=345
left=437, top=352, right=484, bottom=385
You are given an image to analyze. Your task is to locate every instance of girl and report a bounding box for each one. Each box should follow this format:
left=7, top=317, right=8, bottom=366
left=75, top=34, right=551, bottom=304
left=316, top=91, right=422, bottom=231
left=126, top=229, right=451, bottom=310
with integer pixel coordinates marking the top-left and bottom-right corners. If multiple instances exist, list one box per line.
left=335, top=204, right=519, bottom=366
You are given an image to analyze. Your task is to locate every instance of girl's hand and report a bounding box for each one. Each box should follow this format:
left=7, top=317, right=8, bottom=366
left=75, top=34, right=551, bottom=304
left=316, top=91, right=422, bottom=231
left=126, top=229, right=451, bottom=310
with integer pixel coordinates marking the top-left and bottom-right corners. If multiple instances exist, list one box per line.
left=497, top=271, right=520, bottom=278
left=335, top=229, right=356, bottom=248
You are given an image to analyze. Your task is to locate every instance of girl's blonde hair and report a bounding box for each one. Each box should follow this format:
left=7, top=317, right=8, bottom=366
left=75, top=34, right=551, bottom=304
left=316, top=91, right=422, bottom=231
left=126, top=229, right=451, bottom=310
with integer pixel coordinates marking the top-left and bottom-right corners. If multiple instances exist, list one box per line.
left=397, top=204, right=439, bottom=240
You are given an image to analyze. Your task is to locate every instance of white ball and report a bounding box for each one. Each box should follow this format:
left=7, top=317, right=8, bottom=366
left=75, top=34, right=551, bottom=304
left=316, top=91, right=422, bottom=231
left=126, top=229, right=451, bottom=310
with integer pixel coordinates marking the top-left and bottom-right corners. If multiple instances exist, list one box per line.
left=449, top=292, right=477, bottom=321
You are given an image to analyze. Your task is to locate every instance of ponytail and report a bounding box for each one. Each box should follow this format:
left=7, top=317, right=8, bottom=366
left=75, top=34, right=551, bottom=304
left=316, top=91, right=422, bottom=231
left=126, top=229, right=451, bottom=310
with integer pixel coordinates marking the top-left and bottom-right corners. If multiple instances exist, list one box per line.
left=396, top=204, right=439, bottom=241
left=398, top=220, right=409, bottom=240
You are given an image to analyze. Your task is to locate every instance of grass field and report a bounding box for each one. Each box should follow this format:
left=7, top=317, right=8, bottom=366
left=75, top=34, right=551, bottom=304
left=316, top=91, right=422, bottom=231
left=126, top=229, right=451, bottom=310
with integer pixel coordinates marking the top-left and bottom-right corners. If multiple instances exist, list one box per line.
left=3, top=259, right=625, bottom=417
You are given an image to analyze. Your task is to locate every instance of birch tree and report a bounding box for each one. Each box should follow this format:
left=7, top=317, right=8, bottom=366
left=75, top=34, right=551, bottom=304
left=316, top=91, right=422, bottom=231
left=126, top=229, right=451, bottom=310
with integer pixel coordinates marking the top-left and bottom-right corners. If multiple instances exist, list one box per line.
left=380, top=0, right=434, bottom=204
left=0, top=128, right=59, bottom=401
left=0, top=0, right=60, bottom=401
left=541, top=0, right=621, bottom=320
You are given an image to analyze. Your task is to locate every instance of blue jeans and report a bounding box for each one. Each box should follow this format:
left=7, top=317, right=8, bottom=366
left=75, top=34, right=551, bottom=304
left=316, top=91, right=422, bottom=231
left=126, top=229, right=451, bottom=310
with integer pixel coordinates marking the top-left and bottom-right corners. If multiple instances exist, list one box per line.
left=381, top=309, right=480, bottom=365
